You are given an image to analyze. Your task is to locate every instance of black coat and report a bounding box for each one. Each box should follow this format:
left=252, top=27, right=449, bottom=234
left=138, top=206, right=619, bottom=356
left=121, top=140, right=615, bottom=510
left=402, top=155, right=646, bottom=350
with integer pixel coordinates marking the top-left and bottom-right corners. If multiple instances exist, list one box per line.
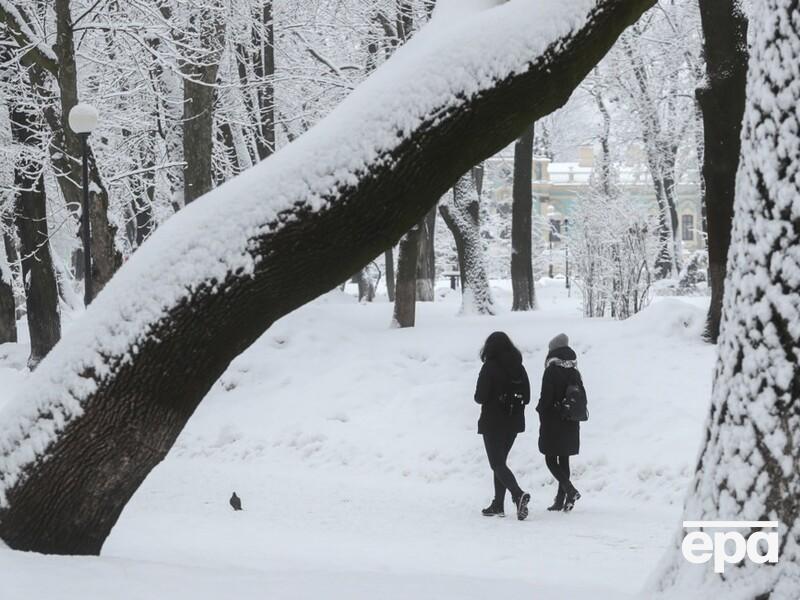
left=474, top=352, right=530, bottom=434
left=536, top=346, right=582, bottom=456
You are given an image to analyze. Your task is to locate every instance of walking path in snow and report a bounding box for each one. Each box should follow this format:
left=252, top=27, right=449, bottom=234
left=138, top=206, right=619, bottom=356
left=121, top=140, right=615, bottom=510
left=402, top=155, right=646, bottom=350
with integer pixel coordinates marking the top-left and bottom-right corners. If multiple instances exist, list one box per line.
left=0, top=281, right=715, bottom=598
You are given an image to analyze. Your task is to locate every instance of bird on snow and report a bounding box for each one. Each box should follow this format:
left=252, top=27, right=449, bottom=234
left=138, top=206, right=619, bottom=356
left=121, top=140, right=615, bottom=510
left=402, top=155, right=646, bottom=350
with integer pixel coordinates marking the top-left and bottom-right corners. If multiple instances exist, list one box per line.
left=230, top=492, right=242, bottom=511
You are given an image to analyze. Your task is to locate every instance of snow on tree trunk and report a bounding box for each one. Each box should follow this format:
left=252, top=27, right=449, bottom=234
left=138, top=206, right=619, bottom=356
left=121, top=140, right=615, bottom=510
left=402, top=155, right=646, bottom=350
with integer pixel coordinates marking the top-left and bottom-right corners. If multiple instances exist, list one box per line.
left=440, top=169, right=495, bottom=316
left=0, top=0, right=656, bottom=555
left=697, top=0, right=748, bottom=344
left=511, top=123, right=536, bottom=311
left=392, top=227, right=421, bottom=327
left=656, top=1, right=800, bottom=596
left=416, top=207, right=436, bottom=302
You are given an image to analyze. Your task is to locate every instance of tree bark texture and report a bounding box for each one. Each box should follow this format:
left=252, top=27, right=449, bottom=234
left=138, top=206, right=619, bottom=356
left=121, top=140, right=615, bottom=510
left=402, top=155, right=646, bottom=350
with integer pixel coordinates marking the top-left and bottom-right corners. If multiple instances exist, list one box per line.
left=511, top=123, right=536, bottom=311
left=696, top=0, right=748, bottom=343
left=657, top=1, right=799, bottom=595
left=0, top=0, right=656, bottom=555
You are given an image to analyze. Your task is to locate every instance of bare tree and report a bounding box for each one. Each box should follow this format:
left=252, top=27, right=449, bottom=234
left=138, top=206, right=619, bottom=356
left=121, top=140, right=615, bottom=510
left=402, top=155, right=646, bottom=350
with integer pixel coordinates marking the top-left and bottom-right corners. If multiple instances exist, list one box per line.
left=1, top=0, right=123, bottom=298
left=0, top=0, right=656, bottom=555
left=440, top=168, right=495, bottom=316
left=657, top=0, right=800, bottom=595
left=9, top=98, right=61, bottom=367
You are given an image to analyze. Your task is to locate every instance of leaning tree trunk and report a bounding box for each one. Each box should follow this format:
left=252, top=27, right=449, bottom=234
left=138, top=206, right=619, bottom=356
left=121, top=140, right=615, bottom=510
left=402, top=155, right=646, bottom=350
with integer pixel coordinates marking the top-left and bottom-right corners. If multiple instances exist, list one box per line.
left=511, top=122, right=536, bottom=311
left=656, top=1, right=800, bottom=596
left=415, top=207, right=436, bottom=301
left=392, top=227, right=421, bottom=327
left=0, top=0, right=655, bottom=555
left=440, top=169, right=495, bottom=316
left=696, top=0, right=748, bottom=344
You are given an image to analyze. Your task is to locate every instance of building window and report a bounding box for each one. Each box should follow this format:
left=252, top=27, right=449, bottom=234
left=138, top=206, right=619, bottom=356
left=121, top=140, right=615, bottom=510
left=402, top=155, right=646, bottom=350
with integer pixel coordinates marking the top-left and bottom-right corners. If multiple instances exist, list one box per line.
left=682, top=214, right=695, bottom=242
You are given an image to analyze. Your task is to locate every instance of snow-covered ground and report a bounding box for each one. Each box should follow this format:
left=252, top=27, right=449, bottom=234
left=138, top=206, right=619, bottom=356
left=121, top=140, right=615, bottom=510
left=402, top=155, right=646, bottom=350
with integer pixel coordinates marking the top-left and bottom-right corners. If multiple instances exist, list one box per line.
left=0, top=281, right=716, bottom=599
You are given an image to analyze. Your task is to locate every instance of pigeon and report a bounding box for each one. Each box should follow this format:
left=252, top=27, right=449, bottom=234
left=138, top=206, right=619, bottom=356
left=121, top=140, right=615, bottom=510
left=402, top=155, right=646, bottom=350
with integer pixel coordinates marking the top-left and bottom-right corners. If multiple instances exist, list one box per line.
left=229, top=492, right=242, bottom=511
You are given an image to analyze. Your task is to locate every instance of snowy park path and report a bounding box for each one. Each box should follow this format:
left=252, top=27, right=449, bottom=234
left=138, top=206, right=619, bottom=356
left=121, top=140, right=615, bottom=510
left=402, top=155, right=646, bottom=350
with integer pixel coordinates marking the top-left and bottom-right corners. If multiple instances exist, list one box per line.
left=1, top=281, right=715, bottom=598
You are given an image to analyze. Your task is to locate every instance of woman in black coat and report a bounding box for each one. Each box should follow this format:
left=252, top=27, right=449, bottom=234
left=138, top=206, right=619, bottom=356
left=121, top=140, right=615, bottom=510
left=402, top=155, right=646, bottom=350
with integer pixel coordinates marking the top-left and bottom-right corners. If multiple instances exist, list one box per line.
left=537, top=333, right=584, bottom=512
left=474, top=331, right=531, bottom=520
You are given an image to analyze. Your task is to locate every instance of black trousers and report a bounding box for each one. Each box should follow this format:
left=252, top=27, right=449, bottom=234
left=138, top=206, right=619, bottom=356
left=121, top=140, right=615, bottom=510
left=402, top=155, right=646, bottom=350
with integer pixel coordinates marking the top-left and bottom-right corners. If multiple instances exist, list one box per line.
left=545, top=454, right=572, bottom=493
left=483, top=432, right=523, bottom=504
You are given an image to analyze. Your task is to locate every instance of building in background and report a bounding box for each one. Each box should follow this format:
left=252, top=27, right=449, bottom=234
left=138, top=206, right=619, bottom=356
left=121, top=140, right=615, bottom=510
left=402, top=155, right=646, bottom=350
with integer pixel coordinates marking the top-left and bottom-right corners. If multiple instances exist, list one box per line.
left=483, top=144, right=704, bottom=277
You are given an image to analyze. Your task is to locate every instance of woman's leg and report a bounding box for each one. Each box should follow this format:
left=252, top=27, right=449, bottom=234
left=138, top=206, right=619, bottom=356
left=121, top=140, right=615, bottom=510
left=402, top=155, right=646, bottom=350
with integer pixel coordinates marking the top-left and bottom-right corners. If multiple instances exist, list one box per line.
left=545, top=455, right=565, bottom=485
left=557, top=455, right=575, bottom=492
left=560, top=455, right=581, bottom=511
left=483, top=435, right=507, bottom=505
left=484, top=433, right=523, bottom=500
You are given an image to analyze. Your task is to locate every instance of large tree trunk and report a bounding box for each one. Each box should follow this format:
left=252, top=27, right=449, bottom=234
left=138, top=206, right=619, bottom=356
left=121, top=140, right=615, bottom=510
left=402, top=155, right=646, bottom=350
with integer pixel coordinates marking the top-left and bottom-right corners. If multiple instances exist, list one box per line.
left=415, top=207, right=436, bottom=301
left=696, top=0, right=747, bottom=343
left=440, top=169, right=495, bottom=315
left=0, top=0, right=655, bottom=555
left=656, top=1, right=799, bottom=595
left=511, top=123, right=536, bottom=311
left=392, top=227, right=421, bottom=327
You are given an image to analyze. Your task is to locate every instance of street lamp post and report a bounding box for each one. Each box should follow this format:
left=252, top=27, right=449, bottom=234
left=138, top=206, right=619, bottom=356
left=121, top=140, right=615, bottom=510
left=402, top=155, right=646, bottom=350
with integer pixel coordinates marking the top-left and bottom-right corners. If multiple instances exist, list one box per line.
left=68, top=103, right=99, bottom=306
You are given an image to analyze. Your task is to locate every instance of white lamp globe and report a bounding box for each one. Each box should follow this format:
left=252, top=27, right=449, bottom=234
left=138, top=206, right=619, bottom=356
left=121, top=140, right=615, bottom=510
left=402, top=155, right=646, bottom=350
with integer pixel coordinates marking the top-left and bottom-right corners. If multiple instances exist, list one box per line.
left=68, top=103, right=99, bottom=134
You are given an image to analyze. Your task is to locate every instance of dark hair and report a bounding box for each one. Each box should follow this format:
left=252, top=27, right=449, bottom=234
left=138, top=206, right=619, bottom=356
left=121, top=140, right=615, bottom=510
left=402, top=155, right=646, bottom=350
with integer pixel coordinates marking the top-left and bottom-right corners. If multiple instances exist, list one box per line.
left=480, top=331, right=522, bottom=363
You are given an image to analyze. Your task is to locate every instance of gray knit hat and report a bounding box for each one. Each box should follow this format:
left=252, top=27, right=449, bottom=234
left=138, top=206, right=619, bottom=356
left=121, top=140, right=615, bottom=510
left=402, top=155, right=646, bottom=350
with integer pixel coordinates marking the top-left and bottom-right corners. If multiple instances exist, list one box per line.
left=548, top=333, right=569, bottom=351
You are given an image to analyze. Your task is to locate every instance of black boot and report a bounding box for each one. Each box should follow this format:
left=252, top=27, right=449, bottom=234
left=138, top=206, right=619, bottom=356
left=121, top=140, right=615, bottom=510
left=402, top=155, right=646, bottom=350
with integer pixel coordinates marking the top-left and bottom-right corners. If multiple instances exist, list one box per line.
left=547, top=486, right=565, bottom=511
left=514, top=492, right=531, bottom=521
left=482, top=500, right=505, bottom=517
left=563, top=485, right=581, bottom=512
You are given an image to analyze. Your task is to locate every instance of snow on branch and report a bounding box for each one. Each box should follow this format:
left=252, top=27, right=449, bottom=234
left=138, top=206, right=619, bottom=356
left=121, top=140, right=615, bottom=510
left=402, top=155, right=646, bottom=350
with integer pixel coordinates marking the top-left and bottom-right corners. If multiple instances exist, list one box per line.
left=0, top=0, right=58, bottom=73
